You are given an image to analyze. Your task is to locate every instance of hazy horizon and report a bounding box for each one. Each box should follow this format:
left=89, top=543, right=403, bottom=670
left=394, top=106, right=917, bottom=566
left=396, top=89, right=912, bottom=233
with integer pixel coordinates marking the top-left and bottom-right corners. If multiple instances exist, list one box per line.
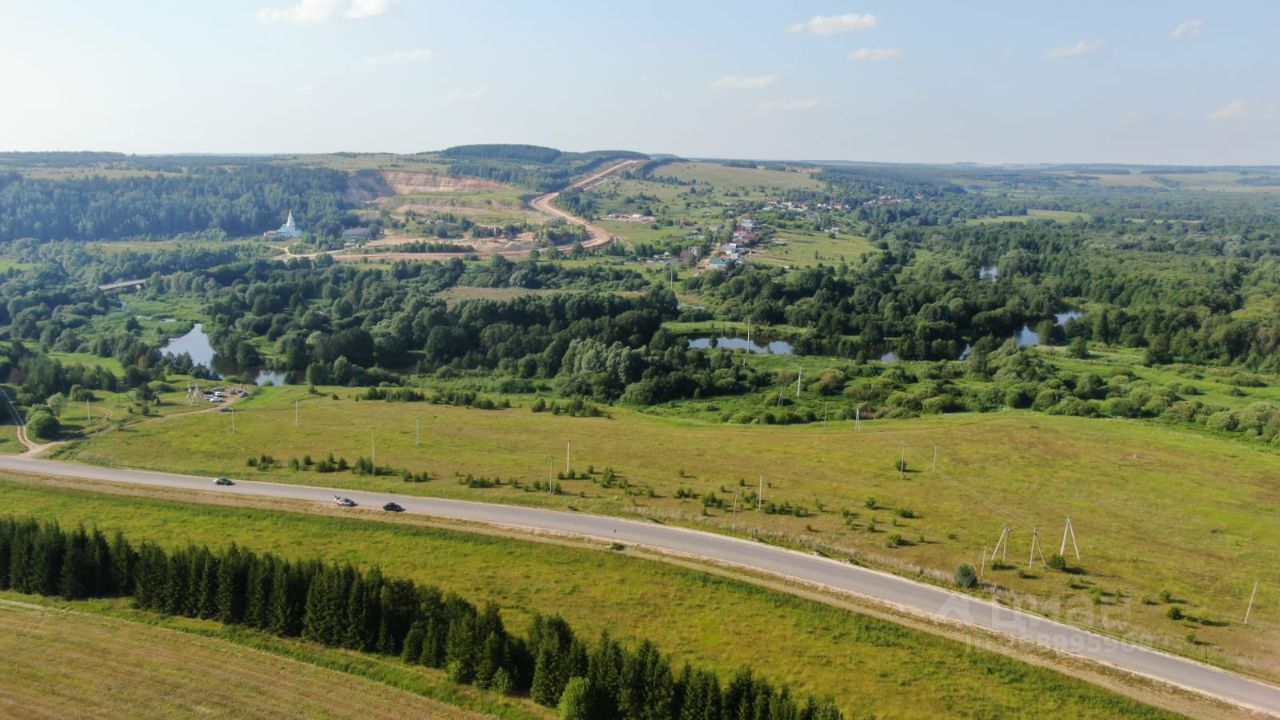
left=3, top=1, right=1277, bottom=165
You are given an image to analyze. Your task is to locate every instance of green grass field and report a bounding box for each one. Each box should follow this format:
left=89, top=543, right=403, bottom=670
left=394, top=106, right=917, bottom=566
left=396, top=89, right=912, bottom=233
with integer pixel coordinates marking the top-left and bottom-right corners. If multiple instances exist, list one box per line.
left=659, top=162, right=826, bottom=193
left=51, top=385, right=1279, bottom=682
left=384, top=186, right=544, bottom=228
left=0, top=479, right=1181, bottom=719
left=0, top=594, right=530, bottom=719
left=751, top=230, right=876, bottom=268
left=967, top=209, right=1092, bottom=225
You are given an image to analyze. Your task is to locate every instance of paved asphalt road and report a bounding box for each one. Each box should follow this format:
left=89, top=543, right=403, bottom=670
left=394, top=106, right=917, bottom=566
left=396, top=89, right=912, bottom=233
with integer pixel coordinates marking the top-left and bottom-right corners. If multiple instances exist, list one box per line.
left=0, top=454, right=1275, bottom=716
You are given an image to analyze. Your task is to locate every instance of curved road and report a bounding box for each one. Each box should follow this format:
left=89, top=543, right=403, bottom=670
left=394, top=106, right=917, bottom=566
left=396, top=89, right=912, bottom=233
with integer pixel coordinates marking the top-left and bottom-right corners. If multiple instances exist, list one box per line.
left=0, top=454, right=1275, bottom=716
left=529, top=159, right=641, bottom=251
left=275, top=159, right=638, bottom=263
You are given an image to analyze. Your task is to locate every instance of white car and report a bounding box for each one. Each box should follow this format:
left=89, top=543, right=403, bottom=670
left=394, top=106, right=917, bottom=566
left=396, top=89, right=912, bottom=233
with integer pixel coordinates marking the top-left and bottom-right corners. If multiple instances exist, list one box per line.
left=334, top=495, right=357, bottom=507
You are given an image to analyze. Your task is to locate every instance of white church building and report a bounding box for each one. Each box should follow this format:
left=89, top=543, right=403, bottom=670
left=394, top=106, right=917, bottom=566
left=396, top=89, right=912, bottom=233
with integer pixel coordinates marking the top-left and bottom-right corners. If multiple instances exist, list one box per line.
left=264, top=212, right=302, bottom=239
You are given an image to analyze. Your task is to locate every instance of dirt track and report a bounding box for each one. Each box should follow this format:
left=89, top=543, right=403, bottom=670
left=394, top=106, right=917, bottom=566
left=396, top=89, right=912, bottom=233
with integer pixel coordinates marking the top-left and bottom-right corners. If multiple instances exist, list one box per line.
left=275, top=159, right=640, bottom=263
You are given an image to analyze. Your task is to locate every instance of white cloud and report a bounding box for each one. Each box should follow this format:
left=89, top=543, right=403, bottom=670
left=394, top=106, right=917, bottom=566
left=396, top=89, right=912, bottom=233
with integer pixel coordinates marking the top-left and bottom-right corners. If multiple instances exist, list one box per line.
left=1045, top=40, right=1101, bottom=59
left=365, top=48, right=431, bottom=67
left=445, top=86, right=489, bottom=102
left=345, top=0, right=391, bottom=19
left=1209, top=100, right=1247, bottom=121
left=257, top=0, right=391, bottom=24
left=757, top=98, right=818, bottom=114
left=257, top=0, right=339, bottom=24
left=1171, top=19, right=1203, bottom=39
left=787, top=13, right=877, bottom=36
left=711, top=73, right=778, bottom=90
left=848, top=47, right=901, bottom=62
left=1208, top=100, right=1280, bottom=122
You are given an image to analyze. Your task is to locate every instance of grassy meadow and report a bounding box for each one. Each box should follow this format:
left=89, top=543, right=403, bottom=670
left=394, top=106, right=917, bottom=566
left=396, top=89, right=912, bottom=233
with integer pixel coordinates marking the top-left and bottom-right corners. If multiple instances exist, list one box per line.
left=0, top=595, right=529, bottom=720
left=0, top=479, right=1183, bottom=719
left=658, top=162, right=827, bottom=193
left=967, top=209, right=1092, bottom=225
left=52, top=385, right=1279, bottom=682
left=751, top=229, right=876, bottom=268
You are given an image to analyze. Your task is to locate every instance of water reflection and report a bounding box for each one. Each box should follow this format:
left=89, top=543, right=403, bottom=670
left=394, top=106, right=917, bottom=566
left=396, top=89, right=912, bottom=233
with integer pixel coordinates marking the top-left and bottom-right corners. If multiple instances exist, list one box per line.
left=162, top=323, right=288, bottom=385
left=687, top=337, right=794, bottom=354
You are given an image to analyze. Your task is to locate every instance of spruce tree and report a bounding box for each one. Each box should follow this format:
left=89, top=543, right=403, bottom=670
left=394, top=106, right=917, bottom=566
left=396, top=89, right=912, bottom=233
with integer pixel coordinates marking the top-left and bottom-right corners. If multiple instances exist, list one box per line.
left=216, top=545, right=250, bottom=624
left=401, top=621, right=426, bottom=664
left=244, top=555, right=270, bottom=629
left=302, top=565, right=338, bottom=644
left=58, top=526, right=90, bottom=600
left=376, top=578, right=418, bottom=655
left=0, top=518, right=15, bottom=590
left=109, top=531, right=135, bottom=596
left=445, top=610, right=478, bottom=683
left=164, top=550, right=191, bottom=615
left=195, top=550, right=220, bottom=619
left=34, top=521, right=65, bottom=596
left=89, top=529, right=113, bottom=596
left=7, top=520, right=37, bottom=594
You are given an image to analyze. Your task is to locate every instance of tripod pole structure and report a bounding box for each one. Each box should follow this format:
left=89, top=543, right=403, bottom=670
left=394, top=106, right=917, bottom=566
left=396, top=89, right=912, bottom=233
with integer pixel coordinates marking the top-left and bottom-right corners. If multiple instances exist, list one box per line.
left=1060, top=517, right=1081, bottom=560
left=991, top=525, right=1011, bottom=565
left=1028, top=526, right=1046, bottom=569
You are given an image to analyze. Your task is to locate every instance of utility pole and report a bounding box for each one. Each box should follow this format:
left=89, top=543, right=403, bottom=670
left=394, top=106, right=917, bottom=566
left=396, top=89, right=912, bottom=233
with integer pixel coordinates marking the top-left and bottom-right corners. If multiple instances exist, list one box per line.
left=1244, top=581, right=1259, bottom=625
left=795, top=368, right=802, bottom=397
left=757, top=474, right=763, bottom=510
left=732, top=486, right=740, bottom=531
left=1060, top=517, right=1081, bottom=559
left=547, top=457, right=554, bottom=493
left=1028, top=527, right=1046, bottom=569
left=992, top=525, right=1011, bottom=565
left=371, top=430, right=375, bottom=464
left=899, top=442, right=906, bottom=478
left=566, top=441, right=571, bottom=474
left=932, top=444, right=938, bottom=472
left=294, top=399, right=299, bottom=427
left=855, top=404, right=861, bottom=431
left=980, top=545, right=988, bottom=581
left=86, top=400, right=91, bottom=425
left=231, top=408, right=236, bottom=434
left=415, top=418, right=420, bottom=448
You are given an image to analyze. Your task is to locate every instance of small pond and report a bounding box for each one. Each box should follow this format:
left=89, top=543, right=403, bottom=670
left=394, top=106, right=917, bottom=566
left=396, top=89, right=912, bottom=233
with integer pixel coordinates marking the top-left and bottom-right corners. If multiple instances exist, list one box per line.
left=162, top=323, right=289, bottom=385
left=687, top=336, right=794, bottom=354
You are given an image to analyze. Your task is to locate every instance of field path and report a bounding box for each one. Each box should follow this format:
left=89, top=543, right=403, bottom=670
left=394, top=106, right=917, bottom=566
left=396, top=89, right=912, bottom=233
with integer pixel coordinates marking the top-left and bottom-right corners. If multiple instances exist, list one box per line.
left=0, top=454, right=1277, bottom=717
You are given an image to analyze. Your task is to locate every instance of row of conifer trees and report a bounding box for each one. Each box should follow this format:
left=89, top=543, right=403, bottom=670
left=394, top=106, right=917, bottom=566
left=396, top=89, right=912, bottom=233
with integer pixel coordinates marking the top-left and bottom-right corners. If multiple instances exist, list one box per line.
left=0, top=517, right=841, bottom=720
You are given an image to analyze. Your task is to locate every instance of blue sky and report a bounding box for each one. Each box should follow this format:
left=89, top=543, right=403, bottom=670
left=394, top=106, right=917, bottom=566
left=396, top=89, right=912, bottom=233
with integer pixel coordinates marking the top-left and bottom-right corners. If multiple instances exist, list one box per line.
left=1, top=1, right=1276, bottom=164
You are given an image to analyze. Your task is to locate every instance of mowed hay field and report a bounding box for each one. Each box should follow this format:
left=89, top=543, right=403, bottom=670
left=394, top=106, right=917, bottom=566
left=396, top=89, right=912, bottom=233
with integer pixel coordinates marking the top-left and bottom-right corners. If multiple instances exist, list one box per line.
left=0, top=598, right=499, bottom=720
left=58, top=386, right=1279, bottom=680
left=658, top=162, right=826, bottom=193
left=0, top=481, right=1180, bottom=720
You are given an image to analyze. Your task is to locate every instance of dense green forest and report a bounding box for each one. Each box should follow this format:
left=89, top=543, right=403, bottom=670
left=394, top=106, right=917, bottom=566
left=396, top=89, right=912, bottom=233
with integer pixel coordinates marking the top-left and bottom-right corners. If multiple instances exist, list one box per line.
left=441, top=144, right=647, bottom=192
left=0, top=516, right=843, bottom=720
left=0, top=163, right=352, bottom=242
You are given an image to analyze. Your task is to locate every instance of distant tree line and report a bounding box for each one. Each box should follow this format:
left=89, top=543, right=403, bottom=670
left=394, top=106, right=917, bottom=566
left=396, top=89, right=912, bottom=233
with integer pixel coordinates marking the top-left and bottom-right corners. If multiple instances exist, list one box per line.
left=0, top=164, right=351, bottom=242
left=0, top=517, right=842, bottom=720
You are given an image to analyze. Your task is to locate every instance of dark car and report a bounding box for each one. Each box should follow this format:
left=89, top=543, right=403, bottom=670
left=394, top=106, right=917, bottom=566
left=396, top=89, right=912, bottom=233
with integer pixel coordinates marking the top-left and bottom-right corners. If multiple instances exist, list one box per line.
left=214, top=477, right=234, bottom=486
left=383, top=502, right=404, bottom=512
